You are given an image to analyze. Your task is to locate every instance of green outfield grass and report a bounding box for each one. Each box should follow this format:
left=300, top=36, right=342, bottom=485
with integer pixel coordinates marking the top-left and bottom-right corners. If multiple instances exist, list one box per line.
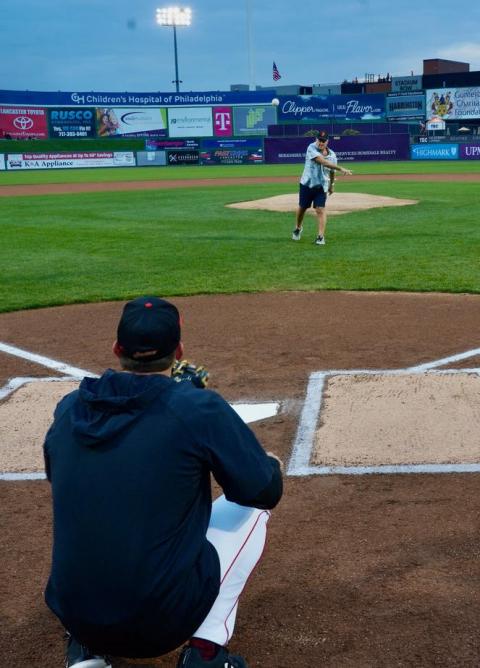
left=1, top=160, right=480, bottom=186
left=1, top=171, right=479, bottom=312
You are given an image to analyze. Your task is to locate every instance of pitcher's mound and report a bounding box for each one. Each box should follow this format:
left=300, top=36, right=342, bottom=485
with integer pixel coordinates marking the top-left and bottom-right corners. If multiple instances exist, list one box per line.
left=227, top=192, right=418, bottom=216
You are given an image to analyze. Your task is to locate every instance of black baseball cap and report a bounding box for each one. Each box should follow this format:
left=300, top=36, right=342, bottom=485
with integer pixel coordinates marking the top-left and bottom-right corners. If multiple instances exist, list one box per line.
left=316, top=130, right=329, bottom=141
left=117, top=296, right=181, bottom=360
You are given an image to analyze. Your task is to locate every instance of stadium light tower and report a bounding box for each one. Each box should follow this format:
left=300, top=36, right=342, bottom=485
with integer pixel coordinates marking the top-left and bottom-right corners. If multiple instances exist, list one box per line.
left=156, top=6, right=192, bottom=93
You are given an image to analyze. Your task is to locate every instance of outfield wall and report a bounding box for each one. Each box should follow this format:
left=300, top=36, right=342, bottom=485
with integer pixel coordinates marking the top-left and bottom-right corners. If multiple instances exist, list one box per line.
left=2, top=137, right=480, bottom=171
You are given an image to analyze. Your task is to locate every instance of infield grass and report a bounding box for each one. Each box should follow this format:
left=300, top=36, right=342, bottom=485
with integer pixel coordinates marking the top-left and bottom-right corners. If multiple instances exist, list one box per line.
left=1, top=174, right=479, bottom=312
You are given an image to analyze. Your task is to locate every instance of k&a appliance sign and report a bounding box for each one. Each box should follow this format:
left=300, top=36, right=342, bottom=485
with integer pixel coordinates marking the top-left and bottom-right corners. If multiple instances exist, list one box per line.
left=168, top=107, right=213, bottom=137
left=7, top=151, right=136, bottom=170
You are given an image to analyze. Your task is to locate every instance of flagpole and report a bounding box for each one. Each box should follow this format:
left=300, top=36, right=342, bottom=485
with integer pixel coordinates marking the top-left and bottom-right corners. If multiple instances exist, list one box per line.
left=246, top=0, right=255, bottom=91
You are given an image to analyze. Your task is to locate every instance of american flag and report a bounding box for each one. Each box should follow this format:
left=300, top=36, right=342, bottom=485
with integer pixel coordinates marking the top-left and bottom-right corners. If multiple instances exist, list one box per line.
left=272, top=62, right=282, bottom=81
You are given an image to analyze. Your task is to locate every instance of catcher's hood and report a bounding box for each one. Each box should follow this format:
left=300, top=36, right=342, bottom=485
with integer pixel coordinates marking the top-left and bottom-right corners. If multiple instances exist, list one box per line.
left=71, top=369, right=168, bottom=447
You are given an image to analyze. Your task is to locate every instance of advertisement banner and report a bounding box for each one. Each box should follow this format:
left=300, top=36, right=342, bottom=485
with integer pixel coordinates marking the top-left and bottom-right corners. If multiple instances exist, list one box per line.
left=6, top=152, right=136, bottom=170
left=386, top=94, right=425, bottom=120
left=200, top=138, right=263, bottom=165
left=136, top=151, right=167, bottom=166
left=0, top=154, right=5, bottom=170
left=276, top=96, right=331, bottom=122
left=145, top=138, right=200, bottom=150
left=0, top=106, right=48, bottom=139
left=0, top=89, right=275, bottom=107
left=391, top=76, right=423, bottom=94
left=168, top=107, right=213, bottom=137
left=213, top=107, right=233, bottom=137
left=166, top=150, right=200, bottom=165
left=276, top=94, right=386, bottom=122
left=48, top=107, right=96, bottom=138
left=460, top=144, right=480, bottom=160
left=410, top=144, right=459, bottom=160
left=233, top=105, right=277, bottom=135
left=96, top=108, right=167, bottom=137
left=426, top=87, right=480, bottom=119
left=332, top=94, right=385, bottom=121
left=265, top=134, right=409, bottom=164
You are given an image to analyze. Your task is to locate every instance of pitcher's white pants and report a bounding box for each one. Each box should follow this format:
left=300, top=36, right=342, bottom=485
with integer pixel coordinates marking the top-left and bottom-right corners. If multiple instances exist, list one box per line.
left=192, top=495, right=270, bottom=646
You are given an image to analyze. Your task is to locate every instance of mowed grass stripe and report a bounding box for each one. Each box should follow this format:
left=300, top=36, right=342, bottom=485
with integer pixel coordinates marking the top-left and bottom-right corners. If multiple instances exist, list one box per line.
left=1, top=177, right=479, bottom=312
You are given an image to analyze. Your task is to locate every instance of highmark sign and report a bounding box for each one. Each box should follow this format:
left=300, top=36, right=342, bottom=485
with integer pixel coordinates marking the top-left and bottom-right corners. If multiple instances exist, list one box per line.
left=410, top=143, right=459, bottom=160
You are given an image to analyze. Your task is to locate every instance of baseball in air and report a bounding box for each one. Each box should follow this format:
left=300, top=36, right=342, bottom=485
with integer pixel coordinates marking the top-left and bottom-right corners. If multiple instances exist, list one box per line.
left=271, top=98, right=280, bottom=106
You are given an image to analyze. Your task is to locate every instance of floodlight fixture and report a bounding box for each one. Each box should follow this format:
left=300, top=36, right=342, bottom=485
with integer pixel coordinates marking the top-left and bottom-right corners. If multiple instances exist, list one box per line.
left=156, top=7, right=192, bottom=92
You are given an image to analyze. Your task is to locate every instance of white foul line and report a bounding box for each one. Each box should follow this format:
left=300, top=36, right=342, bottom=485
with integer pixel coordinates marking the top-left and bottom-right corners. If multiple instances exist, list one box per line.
left=0, top=342, right=96, bottom=379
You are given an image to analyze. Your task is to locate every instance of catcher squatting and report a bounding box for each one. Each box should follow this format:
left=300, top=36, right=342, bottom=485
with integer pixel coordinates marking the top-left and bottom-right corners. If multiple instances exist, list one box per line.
left=43, top=296, right=283, bottom=668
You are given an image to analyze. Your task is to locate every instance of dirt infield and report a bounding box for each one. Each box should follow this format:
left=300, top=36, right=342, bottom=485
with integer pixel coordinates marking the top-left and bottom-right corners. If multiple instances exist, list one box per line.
left=1, top=171, right=480, bottom=198
left=1, top=291, right=480, bottom=667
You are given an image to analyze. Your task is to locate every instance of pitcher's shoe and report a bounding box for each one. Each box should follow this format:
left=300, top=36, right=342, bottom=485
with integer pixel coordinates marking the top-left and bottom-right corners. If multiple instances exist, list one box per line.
left=291, top=227, right=303, bottom=241
left=65, top=634, right=112, bottom=668
left=314, top=235, right=325, bottom=245
left=177, top=645, right=249, bottom=667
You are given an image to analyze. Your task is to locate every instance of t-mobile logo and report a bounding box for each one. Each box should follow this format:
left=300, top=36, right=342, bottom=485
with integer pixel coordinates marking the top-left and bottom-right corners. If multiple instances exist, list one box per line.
left=213, top=107, right=232, bottom=136
left=215, top=112, right=231, bottom=131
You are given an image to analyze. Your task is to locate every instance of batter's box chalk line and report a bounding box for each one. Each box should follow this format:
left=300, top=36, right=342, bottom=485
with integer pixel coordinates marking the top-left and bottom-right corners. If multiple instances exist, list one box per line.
left=0, top=342, right=279, bottom=481
left=287, top=347, right=480, bottom=477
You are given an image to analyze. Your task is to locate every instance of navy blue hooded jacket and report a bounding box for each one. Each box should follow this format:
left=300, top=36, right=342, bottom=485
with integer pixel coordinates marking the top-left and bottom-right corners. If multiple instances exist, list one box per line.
left=44, top=369, right=282, bottom=657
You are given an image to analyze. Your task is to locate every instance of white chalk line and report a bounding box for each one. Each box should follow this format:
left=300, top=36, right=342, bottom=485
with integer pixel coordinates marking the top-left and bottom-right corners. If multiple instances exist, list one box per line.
left=287, top=346, right=480, bottom=477
left=2, top=342, right=480, bottom=480
left=0, top=342, right=96, bottom=379
left=0, top=341, right=280, bottom=481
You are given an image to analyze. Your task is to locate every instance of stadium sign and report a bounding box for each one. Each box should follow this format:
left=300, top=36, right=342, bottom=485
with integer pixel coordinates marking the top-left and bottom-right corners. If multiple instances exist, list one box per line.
left=0, top=89, right=274, bottom=107
left=265, top=135, right=409, bottom=163
left=391, top=76, right=423, bottom=94
left=410, top=143, right=459, bottom=160
left=233, top=106, right=277, bottom=136
left=386, top=94, right=425, bottom=120
left=6, top=151, right=136, bottom=170
left=0, top=106, right=48, bottom=138
left=460, top=144, right=480, bottom=160
left=168, top=107, right=213, bottom=137
left=426, top=87, right=480, bottom=120
left=276, top=94, right=386, bottom=122
left=48, top=107, right=96, bottom=138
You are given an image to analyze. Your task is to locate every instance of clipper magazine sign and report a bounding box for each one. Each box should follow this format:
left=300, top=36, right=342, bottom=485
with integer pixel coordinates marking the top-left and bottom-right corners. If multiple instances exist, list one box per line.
left=276, top=94, right=386, bottom=122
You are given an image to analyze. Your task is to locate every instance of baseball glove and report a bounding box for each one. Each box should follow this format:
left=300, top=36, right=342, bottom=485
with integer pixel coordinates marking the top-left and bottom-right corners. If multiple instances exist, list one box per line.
left=171, top=360, right=209, bottom=389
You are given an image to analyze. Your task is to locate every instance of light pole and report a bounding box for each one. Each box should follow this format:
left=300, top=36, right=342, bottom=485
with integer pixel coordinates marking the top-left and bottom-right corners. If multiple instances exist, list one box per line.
left=156, top=6, right=192, bottom=93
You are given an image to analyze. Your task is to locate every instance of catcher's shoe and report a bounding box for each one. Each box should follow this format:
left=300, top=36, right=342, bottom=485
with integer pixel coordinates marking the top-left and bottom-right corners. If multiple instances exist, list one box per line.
left=65, top=634, right=112, bottom=668
left=291, top=227, right=303, bottom=241
left=176, top=645, right=249, bottom=668
left=314, top=235, right=326, bottom=245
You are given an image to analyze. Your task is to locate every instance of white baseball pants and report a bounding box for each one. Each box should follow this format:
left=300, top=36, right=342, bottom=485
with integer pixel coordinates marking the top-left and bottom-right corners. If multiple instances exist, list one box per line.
left=192, top=495, right=271, bottom=646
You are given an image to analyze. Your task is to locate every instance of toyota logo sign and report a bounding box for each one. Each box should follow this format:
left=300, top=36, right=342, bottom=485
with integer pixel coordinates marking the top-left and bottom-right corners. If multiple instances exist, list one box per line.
left=14, top=116, right=34, bottom=130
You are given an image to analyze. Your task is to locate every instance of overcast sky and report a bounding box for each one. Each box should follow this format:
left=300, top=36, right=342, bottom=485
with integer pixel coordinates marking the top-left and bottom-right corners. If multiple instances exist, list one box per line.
left=3, top=0, right=480, bottom=94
